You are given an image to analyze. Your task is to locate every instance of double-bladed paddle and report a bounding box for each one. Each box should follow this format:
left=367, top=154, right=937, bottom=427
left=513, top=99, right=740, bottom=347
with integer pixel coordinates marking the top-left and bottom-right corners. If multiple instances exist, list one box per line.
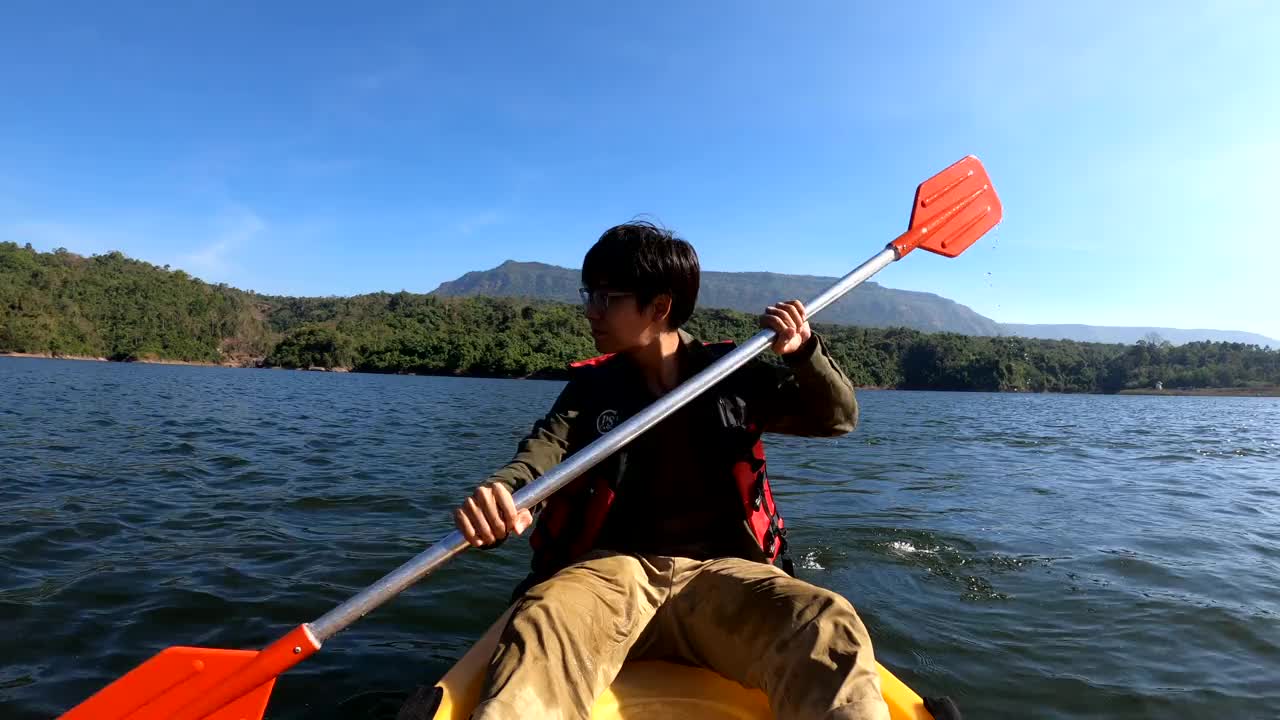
left=61, top=155, right=1002, bottom=720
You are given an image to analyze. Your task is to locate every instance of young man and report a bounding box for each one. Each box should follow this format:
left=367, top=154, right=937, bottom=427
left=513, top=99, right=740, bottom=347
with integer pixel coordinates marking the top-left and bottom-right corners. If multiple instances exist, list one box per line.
left=454, top=222, right=889, bottom=720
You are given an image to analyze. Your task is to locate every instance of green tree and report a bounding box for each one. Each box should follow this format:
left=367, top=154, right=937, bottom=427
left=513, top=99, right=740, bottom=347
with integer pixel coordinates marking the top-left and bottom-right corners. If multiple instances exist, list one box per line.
left=266, top=325, right=355, bottom=369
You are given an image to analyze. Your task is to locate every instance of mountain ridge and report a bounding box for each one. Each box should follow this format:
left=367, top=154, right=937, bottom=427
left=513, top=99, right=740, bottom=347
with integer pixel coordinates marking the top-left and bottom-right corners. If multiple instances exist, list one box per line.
left=433, top=260, right=1279, bottom=347
left=434, top=260, right=1005, bottom=336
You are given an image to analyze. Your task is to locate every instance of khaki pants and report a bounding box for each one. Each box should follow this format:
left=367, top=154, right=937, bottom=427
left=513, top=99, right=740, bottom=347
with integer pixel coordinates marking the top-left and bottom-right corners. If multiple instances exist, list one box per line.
left=472, top=551, right=890, bottom=720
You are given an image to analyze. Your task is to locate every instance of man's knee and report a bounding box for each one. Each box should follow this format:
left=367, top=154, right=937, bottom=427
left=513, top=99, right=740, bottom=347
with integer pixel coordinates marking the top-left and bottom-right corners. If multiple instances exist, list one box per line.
left=508, top=558, right=649, bottom=647
left=761, top=583, right=873, bottom=661
left=512, top=574, right=606, bottom=630
left=806, top=586, right=860, bottom=622
left=808, top=588, right=871, bottom=640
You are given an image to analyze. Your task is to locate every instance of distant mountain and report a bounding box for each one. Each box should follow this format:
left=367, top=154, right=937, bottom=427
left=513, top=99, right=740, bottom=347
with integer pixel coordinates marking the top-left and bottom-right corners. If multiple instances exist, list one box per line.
left=432, top=260, right=1005, bottom=336
left=434, top=260, right=1278, bottom=346
left=1001, top=324, right=1279, bottom=348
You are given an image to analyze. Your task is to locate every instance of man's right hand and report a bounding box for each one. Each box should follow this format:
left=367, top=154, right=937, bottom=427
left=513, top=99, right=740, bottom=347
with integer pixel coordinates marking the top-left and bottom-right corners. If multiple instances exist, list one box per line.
left=454, top=482, right=534, bottom=548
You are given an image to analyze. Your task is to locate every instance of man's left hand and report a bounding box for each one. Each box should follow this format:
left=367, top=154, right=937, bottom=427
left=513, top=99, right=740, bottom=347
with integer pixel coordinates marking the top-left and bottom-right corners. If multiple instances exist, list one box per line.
left=761, top=300, right=812, bottom=355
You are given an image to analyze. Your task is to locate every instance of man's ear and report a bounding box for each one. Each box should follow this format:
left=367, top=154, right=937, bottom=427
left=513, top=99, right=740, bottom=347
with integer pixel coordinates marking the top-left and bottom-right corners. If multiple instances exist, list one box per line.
left=650, top=293, right=673, bottom=326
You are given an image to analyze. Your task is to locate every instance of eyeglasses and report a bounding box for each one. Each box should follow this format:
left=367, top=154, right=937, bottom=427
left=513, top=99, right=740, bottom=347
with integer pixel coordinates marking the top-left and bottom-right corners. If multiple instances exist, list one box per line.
left=578, top=287, right=633, bottom=311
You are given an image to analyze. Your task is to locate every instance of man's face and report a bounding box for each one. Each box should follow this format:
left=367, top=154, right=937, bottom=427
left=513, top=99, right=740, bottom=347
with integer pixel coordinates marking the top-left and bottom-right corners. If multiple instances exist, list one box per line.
left=582, top=287, right=669, bottom=354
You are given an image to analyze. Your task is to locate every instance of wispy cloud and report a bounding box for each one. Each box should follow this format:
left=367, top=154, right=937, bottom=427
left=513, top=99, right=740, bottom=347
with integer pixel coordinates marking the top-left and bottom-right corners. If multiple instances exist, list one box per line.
left=2, top=205, right=267, bottom=282
left=453, top=209, right=504, bottom=236
left=179, top=208, right=266, bottom=277
left=314, top=47, right=434, bottom=127
left=286, top=155, right=362, bottom=180
left=340, top=46, right=428, bottom=94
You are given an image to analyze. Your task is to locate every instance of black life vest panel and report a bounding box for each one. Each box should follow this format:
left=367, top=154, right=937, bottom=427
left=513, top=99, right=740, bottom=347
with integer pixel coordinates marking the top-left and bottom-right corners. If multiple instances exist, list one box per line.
left=527, top=341, right=788, bottom=577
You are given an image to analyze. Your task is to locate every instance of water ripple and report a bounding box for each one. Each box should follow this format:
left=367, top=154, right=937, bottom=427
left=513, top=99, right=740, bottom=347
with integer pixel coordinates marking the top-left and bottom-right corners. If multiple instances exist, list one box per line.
left=1, top=360, right=1278, bottom=719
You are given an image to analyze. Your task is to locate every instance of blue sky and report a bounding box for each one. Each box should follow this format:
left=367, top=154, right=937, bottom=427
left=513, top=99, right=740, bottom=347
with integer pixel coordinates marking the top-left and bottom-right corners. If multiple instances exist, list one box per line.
left=2, top=2, right=1277, bottom=339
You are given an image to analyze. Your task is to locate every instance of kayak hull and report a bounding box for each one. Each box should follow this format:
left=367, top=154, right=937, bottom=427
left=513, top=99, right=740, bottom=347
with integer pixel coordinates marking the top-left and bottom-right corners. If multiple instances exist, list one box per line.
left=415, top=609, right=935, bottom=720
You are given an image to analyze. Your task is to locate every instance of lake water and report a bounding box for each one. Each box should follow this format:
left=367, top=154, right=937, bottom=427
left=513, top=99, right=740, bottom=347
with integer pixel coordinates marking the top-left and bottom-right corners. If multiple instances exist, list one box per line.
left=2, top=357, right=1278, bottom=719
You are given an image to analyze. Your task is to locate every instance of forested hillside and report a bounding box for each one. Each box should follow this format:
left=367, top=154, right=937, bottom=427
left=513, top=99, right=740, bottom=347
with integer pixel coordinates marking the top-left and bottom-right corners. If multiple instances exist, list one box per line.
left=4, top=243, right=1277, bottom=392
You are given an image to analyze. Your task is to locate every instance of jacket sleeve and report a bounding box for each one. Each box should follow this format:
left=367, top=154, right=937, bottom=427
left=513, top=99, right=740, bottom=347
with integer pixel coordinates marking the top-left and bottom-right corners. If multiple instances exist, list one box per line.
left=484, top=379, right=579, bottom=498
left=753, top=333, right=858, bottom=437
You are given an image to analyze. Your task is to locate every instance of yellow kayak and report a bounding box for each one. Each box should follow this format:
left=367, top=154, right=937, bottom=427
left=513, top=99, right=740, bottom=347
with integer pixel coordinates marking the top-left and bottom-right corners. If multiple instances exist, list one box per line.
left=412, top=608, right=939, bottom=720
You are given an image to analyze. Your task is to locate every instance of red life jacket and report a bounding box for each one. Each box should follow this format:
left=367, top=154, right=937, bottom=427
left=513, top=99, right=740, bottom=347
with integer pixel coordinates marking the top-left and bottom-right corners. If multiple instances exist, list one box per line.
left=527, top=341, right=789, bottom=578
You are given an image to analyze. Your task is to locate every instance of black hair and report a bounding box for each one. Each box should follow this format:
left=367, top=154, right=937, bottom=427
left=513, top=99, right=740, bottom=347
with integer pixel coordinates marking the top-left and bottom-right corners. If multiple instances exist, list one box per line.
left=582, top=221, right=700, bottom=329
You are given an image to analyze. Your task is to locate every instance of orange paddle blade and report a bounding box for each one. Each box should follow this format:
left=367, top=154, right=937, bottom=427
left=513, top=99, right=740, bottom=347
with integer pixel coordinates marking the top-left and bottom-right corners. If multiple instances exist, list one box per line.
left=892, top=155, right=1002, bottom=258
left=60, top=647, right=274, bottom=720
left=59, top=624, right=319, bottom=720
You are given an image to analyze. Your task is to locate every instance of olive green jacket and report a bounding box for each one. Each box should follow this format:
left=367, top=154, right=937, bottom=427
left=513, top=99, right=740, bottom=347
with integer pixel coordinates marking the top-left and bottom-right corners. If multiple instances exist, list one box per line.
left=486, top=330, right=858, bottom=498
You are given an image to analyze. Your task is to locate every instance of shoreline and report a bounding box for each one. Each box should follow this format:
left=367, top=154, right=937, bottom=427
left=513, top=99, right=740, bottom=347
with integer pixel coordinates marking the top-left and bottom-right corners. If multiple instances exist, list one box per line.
left=1, top=351, right=109, bottom=362
left=0, top=351, right=250, bottom=368
left=1116, top=387, right=1280, bottom=398
left=4, top=354, right=1276, bottom=396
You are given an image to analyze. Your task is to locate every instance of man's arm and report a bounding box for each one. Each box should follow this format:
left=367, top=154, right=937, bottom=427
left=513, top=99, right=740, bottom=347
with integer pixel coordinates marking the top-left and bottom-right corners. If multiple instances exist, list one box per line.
left=752, top=299, right=858, bottom=438
left=486, top=385, right=578, bottom=495
left=757, top=332, right=858, bottom=437
left=455, top=381, right=580, bottom=547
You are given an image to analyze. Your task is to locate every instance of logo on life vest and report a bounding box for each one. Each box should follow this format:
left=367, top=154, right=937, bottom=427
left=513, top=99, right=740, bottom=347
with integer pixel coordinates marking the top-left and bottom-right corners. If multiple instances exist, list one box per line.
left=596, top=409, right=619, bottom=434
